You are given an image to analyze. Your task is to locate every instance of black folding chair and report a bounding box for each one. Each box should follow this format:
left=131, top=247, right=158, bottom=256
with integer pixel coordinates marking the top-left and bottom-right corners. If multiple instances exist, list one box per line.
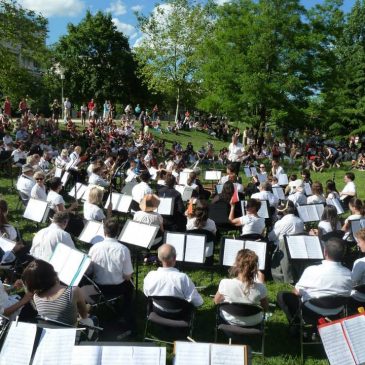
left=144, top=296, right=195, bottom=344
left=215, top=302, right=265, bottom=358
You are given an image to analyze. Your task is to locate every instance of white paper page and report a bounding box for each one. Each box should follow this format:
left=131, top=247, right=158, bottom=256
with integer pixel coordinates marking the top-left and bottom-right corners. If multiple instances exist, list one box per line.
left=101, top=346, right=133, bottom=365
left=245, top=241, right=266, bottom=270
left=166, top=232, right=185, bottom=261
left=104, top=192, right=122, bottom=210
left=305, top=205, right=319, bottom=222
left=305, top=237, right=323, bottom=259
left=211, top=344, right=245, bottom=365
left=286, top=236, right=308, bottom=259
left=71, top=346, right=101, bottom=365
left=55, top=167, right=63, bottom=178
left=156, top=197, right=174, bottom=215
left=223, top=239, right=244, bottom=266
left=49, top=243, right=72, bottom=279
left=342, top=315, right=365, bottom=365
left=125, top=172, right=137, bottom=183
left=118, top=195, right=133, bottom=213
left=68, top=183, right=81, bottom=199
left=119, top=221, right=158, bottom=248
left=33, top=328, right=76, bottom=365
left=61, top=171, right=70, bottom=186
left=148, top=167, right=158, bottom=180
left=174, top=342, right=210, bottom=365
left=59, top=249, right=85, bottom=286
left=131, top=347, right=166, bottom=365
left=250, top=167, right=258, bottom=176
left=328, top=198, right=344, bottom=215
left=216, top=184, right=223, bottom=194
left=319, top=323, right=356, bottom=365
left=23, top=198, right=48, bottom=222
left=0, top=322, right=37, bottom=365
left=0, top=237, right=16, bottom=252
left=243, top=167, right=251, bottom=177
left=184, top=235, right=206, bottom=263
left=179, top=171, right=190, bottom=186
left=77, top=184, right=89, bottom=200
left=304, top=183, right=312, bottom=196
left=79, top=221, right=103, bottom=243
left=272, top=187, right=285, bottom=200
left=175, top=185, right=193, bottom=201
left=315, top=204, right=325, bottom=220
left=257, top=201, right=269, bottom=219
left=257, top=173, right=267, bottom=183
left=297, top=206, right=310, bottom=223
left=278, top=174, right=288, bottom=186
left=205, top=171, right=222, bottom=180
left=122, top=181, right=137, bottom=195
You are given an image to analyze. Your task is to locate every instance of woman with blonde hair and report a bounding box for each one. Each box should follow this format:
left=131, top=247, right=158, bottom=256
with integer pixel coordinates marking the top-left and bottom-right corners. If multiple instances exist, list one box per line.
left=31, top=171, right=47, bottom=201
left=214, top=249, right=268, bottom=325
left=83, top=186, right=111, bottom=222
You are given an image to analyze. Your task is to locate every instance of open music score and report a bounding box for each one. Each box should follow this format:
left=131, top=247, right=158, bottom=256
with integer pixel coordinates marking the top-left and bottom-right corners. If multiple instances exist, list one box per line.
left=179, top=171, right=190, bottom=186
left=243, top=166, right=258, bottom=178
left=205, top=171, right=222, bottom=181
left=122, top=181, right=137, bottom=195
left=272, top=186, right=286, bottom=200
left=304, top=183, right=312, bottom=196
left=285, top=235, right=323, bottom=260
left=241, top=200, right=270, bottom=219
left=154, top=197, right=174, bottom=216
left=351, top=219, right=365, bottom=241
left=220, top=238, right=266, bottom=270
left=68, top=182, right=88, bottom=200
left=175, top=185, right=194, bottom=202
left=278, top=174, right=289, bottom=186
left=23, top=198, right=50, bottom=223
left=297, top=203, right=325, bottom=222
left=61, top=171, right=70, bottom=186
left=327, top=197, right=345, bottom=215
left=119, top=220, right=160, bottom=249
left=78, top=220, right=104, bottom=244
left=0, top=236, right=16, bottom=252
left=165, top=232, right=206, bottom=264
left=318, top=313, right=365, bottom=365
left=174, top=341, right=247, bottom=365
left=104, top=192, right=132, bottom=213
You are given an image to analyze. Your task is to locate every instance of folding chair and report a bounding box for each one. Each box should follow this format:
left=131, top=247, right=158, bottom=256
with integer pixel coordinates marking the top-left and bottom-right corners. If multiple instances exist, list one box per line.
left=215, top=303, right=265, bottom=358
left=299, top=295, right=348, bottom=364
left=144, top=296, right=195, bottom=344
left=16, top=190, right=29, bottom=210
left=0, top=313, right=10, bottom=345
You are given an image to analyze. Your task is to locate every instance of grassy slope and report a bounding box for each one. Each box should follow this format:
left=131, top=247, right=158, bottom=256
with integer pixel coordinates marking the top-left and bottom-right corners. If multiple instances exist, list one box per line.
left=3, top=123, right=364, bottom=364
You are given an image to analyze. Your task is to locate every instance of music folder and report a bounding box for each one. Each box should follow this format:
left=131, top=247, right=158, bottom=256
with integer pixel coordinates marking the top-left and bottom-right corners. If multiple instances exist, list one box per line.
left=220, top=237, right=266, bottom=270
left=318, top=313, right=365, bottom=365
left=0, top=236, right=16, bottom=252
left=327, top=198, right=345, bottom=215
left=272, top=186, right=286, bottom=200
left=297, top=203, right=325, bottom=222
left=61, top=171, right=70, bottom=186
left=119, top=220, right=160, bottom=249
left=179, top=171, right=190, bottom=186
left=256, top=173, right=267, bottom=183
left=23, top=198, right=50, bottom=223
left=165, top=232, right=206, bottom=264
left=304, top=183, right=312, bottom=196
left=284, top=235, right=323, bottom=260
left=175, top=185, right=194, bottom=201
left=78, top=220, right=104, bottom=244
left=68, top=182, right=88, bottom=200
left=104, top=192, right=132, bottom=213
left=55, top=167, right=63, bottom=178
left=205, top=170, right=222, bottom=181
left=155, top=197, right=174, bottom=216
left=121, top=181, right=137, bottom=195
left=278, top=174, right=289, bottom=186
left=174, top=341, right=247, bottom=365
left=243, top=166, right=252, bottom=178
left=49, top=243, right=91, bottom=286
left=241, top=199, right=270, bottom=219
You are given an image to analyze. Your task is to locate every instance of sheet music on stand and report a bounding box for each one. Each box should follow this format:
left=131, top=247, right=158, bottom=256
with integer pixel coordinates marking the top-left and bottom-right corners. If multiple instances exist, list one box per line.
left=49, top=243, right=91, bottom=286
left=327, top=198, right=345, bottom=215
left=220, top=237, right=266, bottom=270
left=285, top=235, right=323, bottom=260
left=148, top=167, right=158, bottom=180
left=68, top=183, right=88, bottom=200
left=119, top=220, right=159, bottom=249
left=256, top=173, right=267, bottom=183
left=205, top=170, right=222, bottom=181
left=179, top=171, right=190, bottom=186
left=297, top=203, right=325, bottom=222
left=0, top=237, right=16, bottom=252
left=278, top=174, right=289, bottom=186
left=243, top=167, right=252, bottom=178
left=350, top=219, right=365, bottom=241
left=23, top=198, right=50, bottom=223
left=215, top=184, right=223, bottom=194
left=55, top=167, right=63, bottom=178
left=175, top=185, right=194, bottom=202
left=155, top=197, right=174, bottom=216
left=78, top=220, right=104, bottom=244
left=318, top=313, right=365, bottom=365
left=61, top=171, right=70, bottom=187
left=125, top=172, right=137, bottom=183
left=104, top=192, right=132, bottom=213
left=165, top=232, right=206, bottom=264
left=122, top=181, right=137, bottom=195
left=304, top=183, right=312, bottom=196
left=241, top=200, right=270, bottom=219
left=272, top=186, right=286, bottom=200
left=174, top=341, right=248, bottom=365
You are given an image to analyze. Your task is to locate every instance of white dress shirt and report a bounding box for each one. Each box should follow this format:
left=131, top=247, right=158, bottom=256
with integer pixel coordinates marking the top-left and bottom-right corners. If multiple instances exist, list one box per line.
left=131, top=181, right=152, bottom=204
left=268, top=214, right=304, bottom=245
left=143, top=267, right=203, bottom=307
left=239, top=215, right=265, bottom=236
left=30, top=223, right=75, bottom=261
left=47, top=190, right=65, bottom=211
left=340, top=181, right=356, bottom=200
left=31, top=184, right=47, bottom=201
left=288, top=191, right=307, bottom=206
left=83, top=202, right=105, bottom=221
left=251, top=190, right=278, bottom=207
left=88, top=238, right=133, bottom=285
left=228, top=142, right=244, bottom=162
left=16, top=175, right=35, bottom=198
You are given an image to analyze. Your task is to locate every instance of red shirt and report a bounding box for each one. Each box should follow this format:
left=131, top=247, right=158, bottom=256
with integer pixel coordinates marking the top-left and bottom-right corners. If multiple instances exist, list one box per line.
left=4, top=100, right=11, bottom=115
left=88, top=101, right=95, bottom=111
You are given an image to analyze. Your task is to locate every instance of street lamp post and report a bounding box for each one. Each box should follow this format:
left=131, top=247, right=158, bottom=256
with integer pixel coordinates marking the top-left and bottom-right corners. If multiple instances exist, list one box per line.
left=53, top=63, right=65, bottom=120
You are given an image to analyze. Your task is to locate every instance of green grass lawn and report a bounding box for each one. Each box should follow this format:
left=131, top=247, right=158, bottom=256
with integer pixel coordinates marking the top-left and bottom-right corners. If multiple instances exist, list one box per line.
left=2, top=125, right=364, bottom=364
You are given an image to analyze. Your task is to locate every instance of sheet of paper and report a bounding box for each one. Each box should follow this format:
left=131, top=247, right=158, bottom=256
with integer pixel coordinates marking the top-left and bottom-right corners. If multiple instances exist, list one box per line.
left=122, top=181, right=137, bottom=195
left=342, top=315, right=365, bottom=365
left=211, top=344, right=245, bottom=365
left=23, top=198, right=48, bottom=222
left=216, top=184, right=223, bottom=194
left=101, top=346, right=133, bottom=365
left=60, top=249, right=85, bottom=286
left=278, top=174, right=288, bottom=185
left=328, top=198, right=344, bottom=215
left=257, top=200, right=269, bottom=219
left=175, top=185, right=194, bottom=201
left=205, top=171, right=222, bottom=180
left=304, top=205, right=320, bottom=222
left=71, top=346, right=101, bottom=365
left=119, top=221, right=158, bottom=248
left=305, top=237, right=323, bottom=260
left=125, top=172, right=137, bottom=183
left=79, top=221, right=103, bottom=243
left=297, top=206, right=310, bottom=223
left=174, top=342, right=210, bottom=365
left=104, top=192, right=121, bottom=210
left=245, top=241, right=266, bottom=271
left=250, top=167, right=257, bottom=176
left=131, top=347, right=166, bottom=365
left=222, top=239, right=244, bottom=266
left=286, top=236, right=308, bottom=259
left=184, top=235, right=206, bottom=263
left=304, top=183, right=312, bottom=196
left=49, top=243, right=73, bottom=283
left=166, top=232, right=186, bottom=261
left=319, top=323, right=356, bottom=365
left=179, top=171, right=190, bottom=186
left=272, top=187, right=285, bottom=200
left=32, top=328, right=76, bottom=365
left=0, top=237, right=16, bottom=252
left=156, top=197, right=174, bottom=215
left=148, top=167, right=158, bottom=180
left=55, top=167, right=63, bottom=178
left=77, top=184, right=89, bottom=200
left=73, top=256, right=91, bottom=286
left=315, top=204, right=325, bottom=220
left=119, top=195, right=133, bottom=213
left=61, top=171, right=70, bottom=186
left=257, top=173, right=267, bottom=183
left=0, top=322, right=37, bottom=365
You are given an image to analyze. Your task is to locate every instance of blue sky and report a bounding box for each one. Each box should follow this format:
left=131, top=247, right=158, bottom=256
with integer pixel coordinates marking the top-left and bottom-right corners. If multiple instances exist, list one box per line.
left=18, top=0, right=356, bottom=47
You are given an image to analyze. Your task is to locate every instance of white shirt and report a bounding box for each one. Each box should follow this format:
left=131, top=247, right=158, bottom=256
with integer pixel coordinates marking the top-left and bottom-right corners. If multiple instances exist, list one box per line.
left=11, top=149, right=26, bottom=163
left=88, top=238, right=133, bottom=285
left=295, top=260, right=352, bottom=315
left=307, top=195, right=326, bottom=204
left=16, top=175, right=35, bottom=198
left=273, top=166, right=284, bottom=179
left=288, top=191, right=307, bottom=206
left=47, top=190, right=65, bottom=211
left=268, top=214, right=304, bottom=245
left=218, top=176, right=244, bottom=193
left=351, top=257, right=365, bottom=301
left=67, top=151, right=80, bottom=170
left=3, top=135, right=13, bottom=146
left=239, top=215, right=265, bottom=236
left=143, top=267, right=203, bottom=307
left=341, top=181, right=356, bottom=200
left=83, top=202, right=105, bottom=221
left=30, top=223, right=75, bottom=261
left=31, top=184, right=47, bottom=201
left=318, top=220, right=341, bottom=236
left=228, top=142, right=244, bottom=162
left=132, top=181, right=152, bottom=204
left=88, top=173, right=109, bottom=188
left=251, top=190, right=278, bottom=207
left=133, top=211, right=163, bottom=227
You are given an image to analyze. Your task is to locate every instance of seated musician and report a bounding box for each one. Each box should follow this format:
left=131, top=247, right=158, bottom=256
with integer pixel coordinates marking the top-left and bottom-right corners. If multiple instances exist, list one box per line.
left=143, top=244, right=203, bottom=314
left=66, top=145, right=82, bottom=171
left=22, top=259, right=90, bottom=327
left=0, top=199, right=19, bottom=241
left=46, top=177, right=78, bottom=214
left=83, top=186, right=111, bottom=222
left=55, top=149, right=70, bottom=169
left=131, top=170, right=153, bottom=211
left=16, top=163, right=35, bottom=198
left=218, top=163, right=244, bottom=193
left=342, top=198, right=365, bottom=238
left=214, top=249, right=268, bottom=326
left=251, top=181, right=278, bottom=208
left=339, top=172, right=356, bottom=209
left=277, top=238, right=352, bottom=326
left=287, top=179, right=307, bottom=206
left=307, top=181, right=326, bottom=204
left=88, top=165, right=109, bottom=188
left=30, top=171, right=47, bottom=201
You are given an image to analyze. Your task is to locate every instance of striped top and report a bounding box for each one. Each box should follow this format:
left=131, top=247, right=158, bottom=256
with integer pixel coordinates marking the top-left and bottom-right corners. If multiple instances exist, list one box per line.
left=34, top=286, right=78, bottom=326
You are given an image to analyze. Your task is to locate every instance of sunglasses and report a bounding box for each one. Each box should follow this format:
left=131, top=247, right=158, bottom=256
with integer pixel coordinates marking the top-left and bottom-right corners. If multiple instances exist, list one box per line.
left=36, top=178, right=44, bottom=181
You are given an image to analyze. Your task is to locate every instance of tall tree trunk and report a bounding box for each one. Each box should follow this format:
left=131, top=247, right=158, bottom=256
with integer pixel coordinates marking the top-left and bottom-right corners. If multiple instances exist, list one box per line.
left=175, top=86, right=180, bottom=123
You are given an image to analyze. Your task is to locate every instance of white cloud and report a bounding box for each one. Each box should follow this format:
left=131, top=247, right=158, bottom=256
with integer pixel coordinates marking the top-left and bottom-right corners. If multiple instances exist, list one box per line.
left=106, top=0, right=127, bottom=16
left=18, top=0, right=85, bottom=17
left=131, top=5, right=143, bottom=12
left=112, top=18, right=137, bottom=39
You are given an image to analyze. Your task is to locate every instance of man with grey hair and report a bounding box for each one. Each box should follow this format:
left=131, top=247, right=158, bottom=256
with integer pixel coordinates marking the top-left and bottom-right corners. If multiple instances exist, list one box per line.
left=251, top=181, right=278, bottom=208
left=30, top=212, right=74, bottom=261
left=143, top=244, right=203, bottom=307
